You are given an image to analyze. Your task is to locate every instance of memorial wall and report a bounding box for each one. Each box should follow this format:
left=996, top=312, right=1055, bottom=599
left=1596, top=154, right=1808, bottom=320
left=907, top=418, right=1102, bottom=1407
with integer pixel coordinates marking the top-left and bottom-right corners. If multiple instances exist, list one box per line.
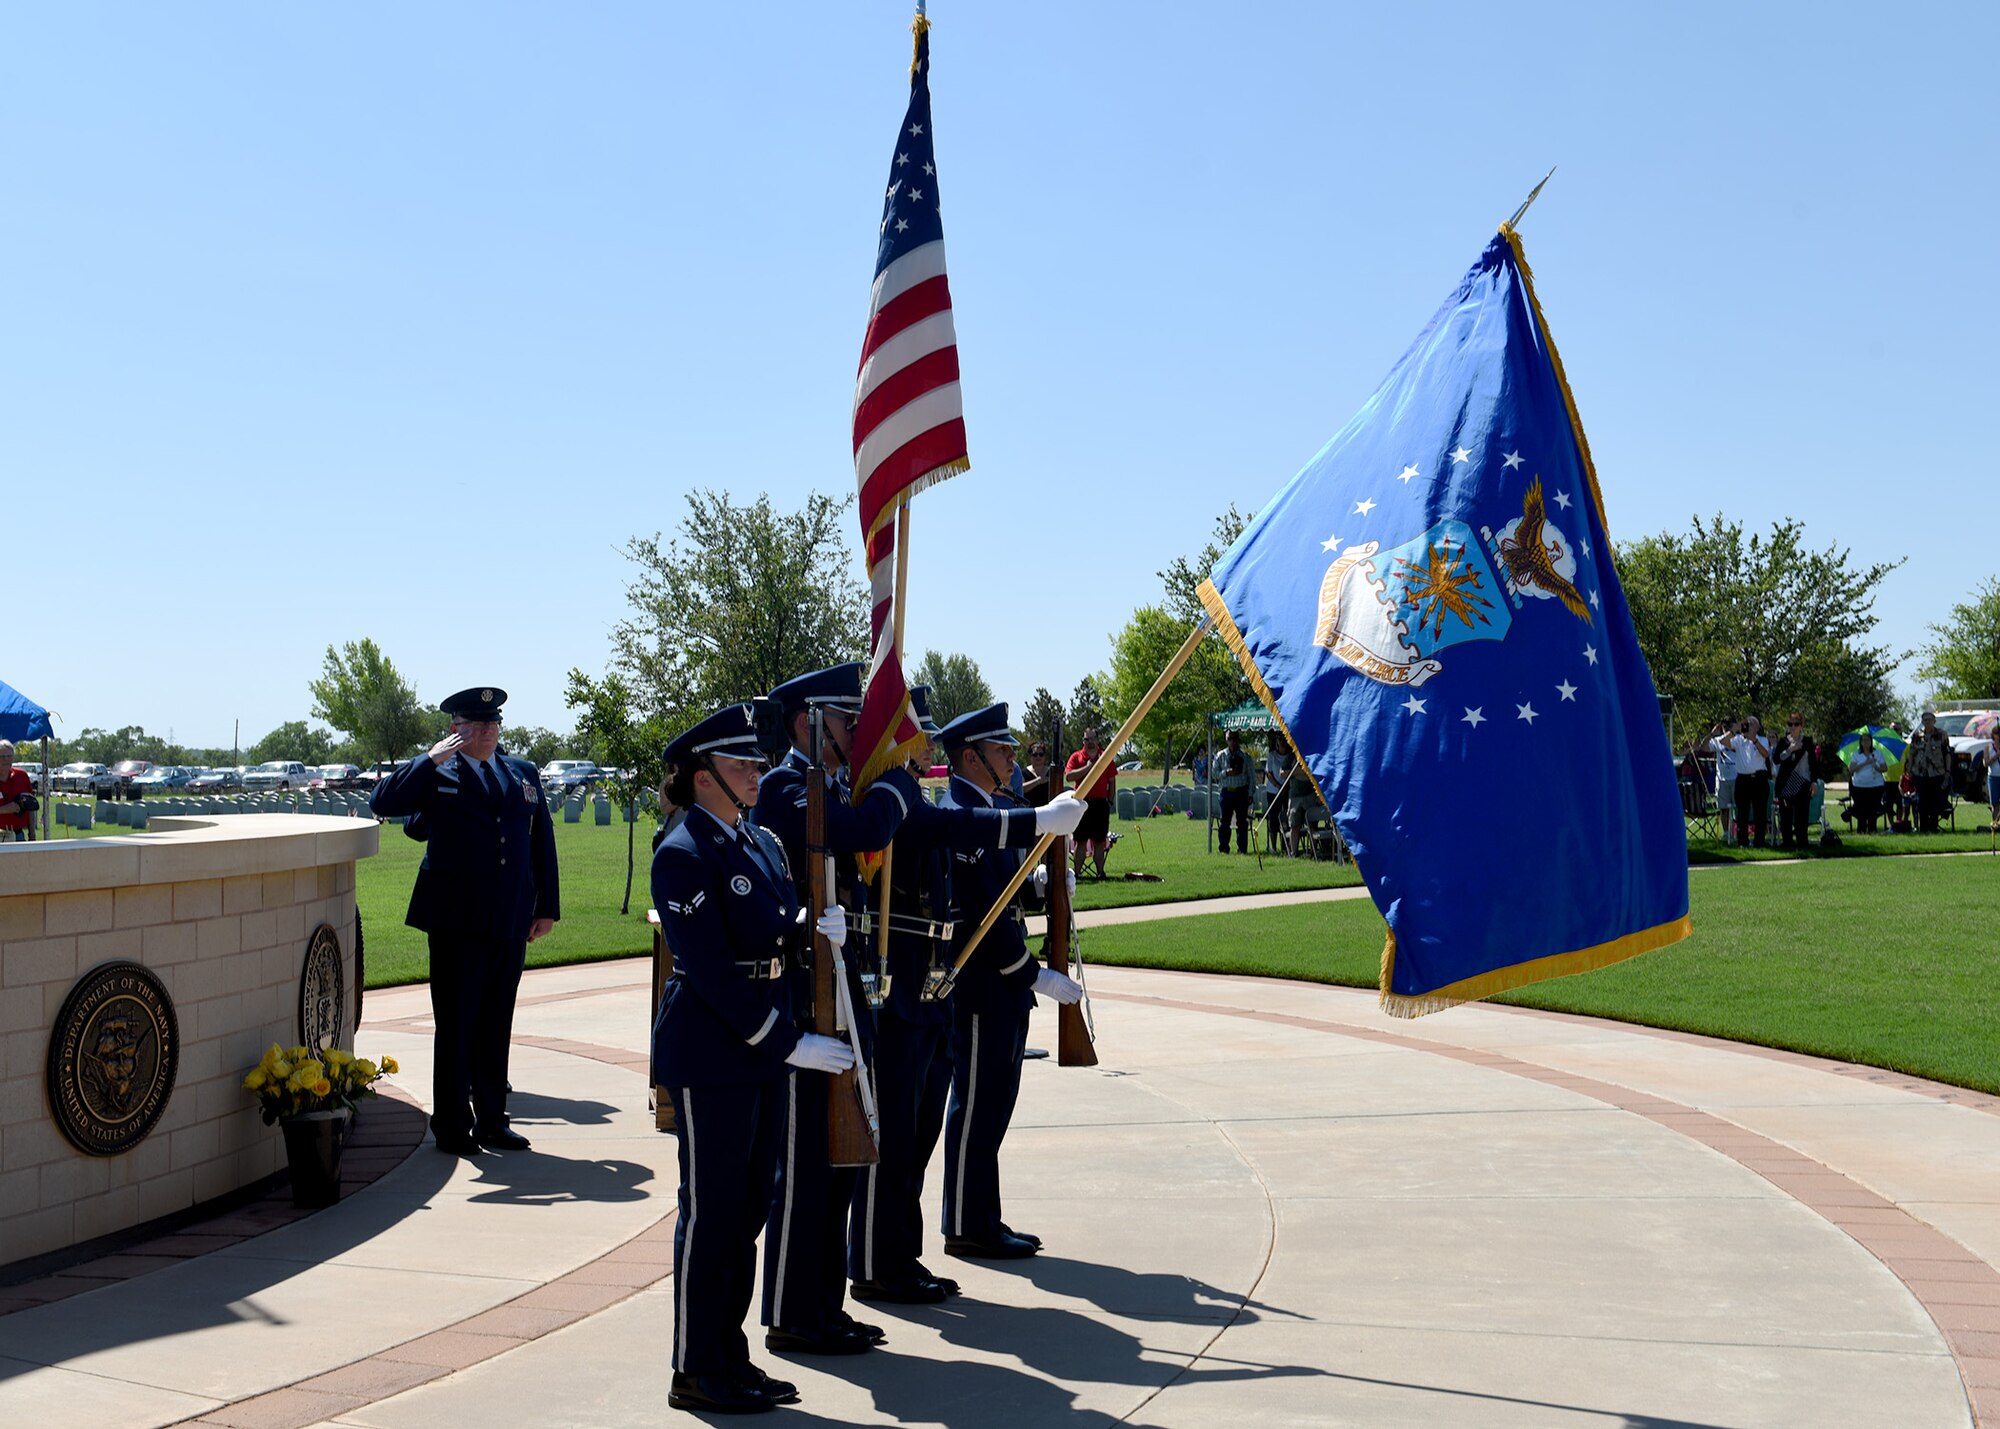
left=0, top=815, right=378, bottom=1267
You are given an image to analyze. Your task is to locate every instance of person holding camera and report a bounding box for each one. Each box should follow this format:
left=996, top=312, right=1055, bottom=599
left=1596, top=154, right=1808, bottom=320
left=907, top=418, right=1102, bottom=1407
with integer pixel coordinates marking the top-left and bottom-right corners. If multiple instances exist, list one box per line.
left=1700, top=719, right=1739, bottom=845
left=1773, top=713, right=1818, bottom=851
left=1720, top=716, right=1772, bottom=847
left=0, top=741, right=34, bottom=842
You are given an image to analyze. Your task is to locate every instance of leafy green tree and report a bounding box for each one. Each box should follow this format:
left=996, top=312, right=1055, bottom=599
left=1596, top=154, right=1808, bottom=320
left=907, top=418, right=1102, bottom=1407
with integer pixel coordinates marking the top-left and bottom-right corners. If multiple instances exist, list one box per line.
left=1917, top=577, right=2000, bottom=701
left=909, top=650, right=993, bottom=729
left=566, top=670, right=673, bottom=915
left=249, top=721, right=337, bottom=765
left=1102, top=606, right=1243, bottom=772
left=309, top=639, right=438, bottom=767
left=1065, top=677, right=1105, bottom=746
left=1019, top=687, right=1065, bottom=756
left=1616, top=515, right=1903, bottom=742
left=1158, top=505, right=1254, bottom=714
left=502, top=725, right=575, bottom=770
left=611, top=490, right=868, bottom=723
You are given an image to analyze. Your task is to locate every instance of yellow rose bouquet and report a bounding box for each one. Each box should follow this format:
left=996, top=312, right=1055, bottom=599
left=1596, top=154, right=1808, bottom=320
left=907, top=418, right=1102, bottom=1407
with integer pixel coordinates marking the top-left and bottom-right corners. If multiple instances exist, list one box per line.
left=243, top=1044, right=399, bottom=1125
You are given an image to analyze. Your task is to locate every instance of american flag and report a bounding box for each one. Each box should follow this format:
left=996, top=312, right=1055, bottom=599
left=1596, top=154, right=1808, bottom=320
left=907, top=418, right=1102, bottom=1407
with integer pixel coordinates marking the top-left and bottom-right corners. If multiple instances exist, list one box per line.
left=851, top=12, right=967, bottom=796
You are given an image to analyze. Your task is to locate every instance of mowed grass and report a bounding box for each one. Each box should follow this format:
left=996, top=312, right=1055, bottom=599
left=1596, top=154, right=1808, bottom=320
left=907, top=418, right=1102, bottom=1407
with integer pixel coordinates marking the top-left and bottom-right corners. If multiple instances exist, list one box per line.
left=1079, top=854, right=2000, bottom=1094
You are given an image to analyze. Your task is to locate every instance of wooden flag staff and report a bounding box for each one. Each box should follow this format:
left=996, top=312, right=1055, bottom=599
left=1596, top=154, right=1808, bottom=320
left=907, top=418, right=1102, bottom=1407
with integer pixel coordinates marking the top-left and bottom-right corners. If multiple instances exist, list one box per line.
left=923, top=613, right=1216, bottom=1001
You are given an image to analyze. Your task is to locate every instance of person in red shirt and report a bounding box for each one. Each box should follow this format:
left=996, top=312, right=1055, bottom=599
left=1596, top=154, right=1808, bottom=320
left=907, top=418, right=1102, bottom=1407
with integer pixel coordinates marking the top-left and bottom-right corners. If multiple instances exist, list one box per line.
left=0, top=741, right=34, bottom=842
left=1063, top=728, right=1116, bottom=880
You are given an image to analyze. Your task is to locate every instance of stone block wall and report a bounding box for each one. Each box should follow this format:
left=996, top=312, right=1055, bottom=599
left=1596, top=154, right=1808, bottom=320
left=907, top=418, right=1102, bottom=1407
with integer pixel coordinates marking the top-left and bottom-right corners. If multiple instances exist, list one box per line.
left=1, top=818, right=373, bottom=1267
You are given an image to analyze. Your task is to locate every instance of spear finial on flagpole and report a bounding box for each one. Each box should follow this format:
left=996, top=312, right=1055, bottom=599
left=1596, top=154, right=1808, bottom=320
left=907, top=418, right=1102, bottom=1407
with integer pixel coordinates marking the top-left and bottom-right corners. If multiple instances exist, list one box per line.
left=1503, top=166, right=1556, bottom=232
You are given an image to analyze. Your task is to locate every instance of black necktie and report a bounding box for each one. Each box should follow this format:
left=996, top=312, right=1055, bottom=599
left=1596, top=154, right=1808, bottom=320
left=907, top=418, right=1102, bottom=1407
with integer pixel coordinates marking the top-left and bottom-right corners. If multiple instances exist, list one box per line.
left=478, top=761, right=502, bottom=803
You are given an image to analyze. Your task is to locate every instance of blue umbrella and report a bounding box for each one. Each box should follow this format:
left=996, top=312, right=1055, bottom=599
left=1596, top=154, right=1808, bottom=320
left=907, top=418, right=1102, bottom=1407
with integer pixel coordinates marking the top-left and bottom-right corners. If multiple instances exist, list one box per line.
left=0, top=679, right=53, bottom=742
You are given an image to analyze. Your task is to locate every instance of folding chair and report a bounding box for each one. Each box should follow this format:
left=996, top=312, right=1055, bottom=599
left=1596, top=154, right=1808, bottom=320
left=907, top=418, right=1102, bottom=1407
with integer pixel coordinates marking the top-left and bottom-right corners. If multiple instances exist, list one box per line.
left=1679, top=769, right=1719, bottom=840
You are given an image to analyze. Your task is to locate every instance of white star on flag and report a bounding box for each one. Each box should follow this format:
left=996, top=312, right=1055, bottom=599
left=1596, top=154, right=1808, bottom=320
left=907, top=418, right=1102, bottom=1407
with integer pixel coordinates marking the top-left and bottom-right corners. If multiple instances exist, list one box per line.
left=1402, top=696, right=1426, bottom=715
left=908, top=122, right=923, bottom=136
left=1557, top=680, right=1578, bottom=701
left=1450, top=446, right=1472, bottom=463
left=1354, top=498, right=1377, bottom=516
left=1516, top=702, right=1539, bottom=724
left=1502, top=451, right=1524, bottom=470
left=1398, top=465, right=1419, bottom=483
left=1588, top=590, right=1601, bottom=610
left=1320, top=533, right=1342, bottom=551
left=1553, top=490, right=1572, bottom=509
left=1583, top=644, right=1599, bottom=665
left=1581, top=538, right=1592, bottom=558
left=1462, top=707, right=1485, bottom=727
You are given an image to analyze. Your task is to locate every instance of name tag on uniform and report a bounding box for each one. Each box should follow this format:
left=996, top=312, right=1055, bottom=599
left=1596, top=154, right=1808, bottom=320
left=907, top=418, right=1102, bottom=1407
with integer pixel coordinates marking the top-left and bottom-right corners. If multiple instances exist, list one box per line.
left=437, top=786, right=459, bottom=796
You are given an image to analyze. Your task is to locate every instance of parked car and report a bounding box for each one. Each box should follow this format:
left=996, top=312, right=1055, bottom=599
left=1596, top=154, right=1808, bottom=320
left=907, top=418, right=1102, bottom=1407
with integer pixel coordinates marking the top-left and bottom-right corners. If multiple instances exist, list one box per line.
left=131, top=766, right=195, bottom=795
left=91, top=760, right=156, bottom=799
left=312, top=764, right=363, bottom=790
left=243, top=760, right=310, bottom=791
left=541, top=759, right=605, bottom=797
left=358, top=760, right=408, bottom=786
left=189, top=768, right=243, bottom=791
left=53, top=762, right=106, bottom=792
left=16, top=761, right=43, bottom=787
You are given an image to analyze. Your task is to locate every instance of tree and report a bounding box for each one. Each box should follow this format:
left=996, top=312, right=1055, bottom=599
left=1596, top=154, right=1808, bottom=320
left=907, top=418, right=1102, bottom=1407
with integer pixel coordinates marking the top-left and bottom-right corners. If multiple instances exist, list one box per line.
left=909, top=650, right=992, bottom=729
left=566, top=670, right=673, bottom=915
left=310, top=639, right=438, bottom=766
left=502, top=725, right=574, bottom=770
left=1065, top=678, right=1105, bottom=745
left=1616, top=515, right=1904, bottom=740
left=1019, top=687, right=1065, bottom=755
left=1158, top=505, right=1254, bottom=714
left=249, top=721, right=337, bottom=765
left=1103, top=606, right=1244, bottom=771
left=1917, top=577, right=2000, bottom=701
left=611, top=490, right=869, bottom=723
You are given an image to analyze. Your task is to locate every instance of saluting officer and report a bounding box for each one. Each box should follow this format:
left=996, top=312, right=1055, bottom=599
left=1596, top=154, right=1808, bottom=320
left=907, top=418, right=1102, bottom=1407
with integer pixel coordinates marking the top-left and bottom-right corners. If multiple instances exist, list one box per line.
left=651, top=703, right=854, bottom=1416
left=937, top=704, right=1083, bottom=1259
left=850, top=687, right=1084, bottom=1302
left=370, top=687, right=559, bottom=1155
left=751, top=662, right=920, bottom=1356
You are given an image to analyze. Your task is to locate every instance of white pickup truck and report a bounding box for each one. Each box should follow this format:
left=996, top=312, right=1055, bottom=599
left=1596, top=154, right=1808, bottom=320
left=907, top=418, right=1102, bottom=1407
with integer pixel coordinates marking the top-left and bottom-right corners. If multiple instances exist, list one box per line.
left=243, top=760, right=310, bottom=791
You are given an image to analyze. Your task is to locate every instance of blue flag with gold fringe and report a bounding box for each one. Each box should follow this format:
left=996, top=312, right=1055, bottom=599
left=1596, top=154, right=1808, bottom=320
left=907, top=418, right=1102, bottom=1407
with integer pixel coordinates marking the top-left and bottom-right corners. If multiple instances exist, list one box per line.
left=1199, top=228, right=1689, bottom=1016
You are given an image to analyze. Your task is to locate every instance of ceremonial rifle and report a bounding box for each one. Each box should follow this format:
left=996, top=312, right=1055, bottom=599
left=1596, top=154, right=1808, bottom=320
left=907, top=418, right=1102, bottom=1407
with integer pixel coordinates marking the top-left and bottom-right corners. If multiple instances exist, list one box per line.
left=807, top=710, right=880, bottom=1166
left=1043, top=718, right=1096, bottom=1067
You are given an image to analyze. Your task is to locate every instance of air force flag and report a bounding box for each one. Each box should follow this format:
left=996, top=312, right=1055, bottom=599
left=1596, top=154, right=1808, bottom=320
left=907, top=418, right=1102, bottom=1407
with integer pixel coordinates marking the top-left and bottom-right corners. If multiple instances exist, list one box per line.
left=1199, top=228, right=1690, bottom=1016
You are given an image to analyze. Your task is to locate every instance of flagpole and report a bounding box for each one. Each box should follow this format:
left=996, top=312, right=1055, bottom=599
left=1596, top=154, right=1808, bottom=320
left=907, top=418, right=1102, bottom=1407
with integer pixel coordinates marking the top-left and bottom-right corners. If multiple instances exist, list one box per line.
left=874, top=500, right=913, bottom=976
left=928, top=614, right=1215, bottom=998
left=1504, top=167, right=1556, bottom=232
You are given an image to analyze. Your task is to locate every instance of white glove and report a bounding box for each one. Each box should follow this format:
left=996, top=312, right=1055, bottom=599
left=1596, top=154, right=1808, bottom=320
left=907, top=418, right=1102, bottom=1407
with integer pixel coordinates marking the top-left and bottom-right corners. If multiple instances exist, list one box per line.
left=1032, top=865, right=1049, bottom=896
left=1034, top=967, right=1083, bottom=1005
left=1066, top=867, right=1077, bottom=898
left=816, top=905, right=847, bottom=949
left=786, top=1033, right=856, bottom=1074
left=1035, top=792, right=1086, bottom=836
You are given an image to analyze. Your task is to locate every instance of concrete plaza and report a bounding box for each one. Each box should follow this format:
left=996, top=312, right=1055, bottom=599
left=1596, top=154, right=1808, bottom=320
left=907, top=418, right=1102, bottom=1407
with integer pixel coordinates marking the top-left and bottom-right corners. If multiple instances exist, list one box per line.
left=3, top=932, right=1995, bottom=1427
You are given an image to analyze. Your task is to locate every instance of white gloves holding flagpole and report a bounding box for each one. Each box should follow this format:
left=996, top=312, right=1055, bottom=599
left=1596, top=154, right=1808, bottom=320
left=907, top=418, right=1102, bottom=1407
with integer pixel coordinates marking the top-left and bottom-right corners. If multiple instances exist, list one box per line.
left=1035, top=792, right=1087, bottom=836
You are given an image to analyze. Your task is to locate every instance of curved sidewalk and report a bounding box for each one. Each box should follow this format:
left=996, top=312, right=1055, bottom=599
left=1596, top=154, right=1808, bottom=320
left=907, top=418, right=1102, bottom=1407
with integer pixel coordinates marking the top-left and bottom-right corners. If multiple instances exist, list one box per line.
left=1, top=956, right=1993, bottom=1427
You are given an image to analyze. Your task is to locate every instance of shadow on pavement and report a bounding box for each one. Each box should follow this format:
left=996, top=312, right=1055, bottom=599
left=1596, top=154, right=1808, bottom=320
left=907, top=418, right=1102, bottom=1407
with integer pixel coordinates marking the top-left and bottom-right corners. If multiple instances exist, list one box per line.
left=460, top=1147, right=656, bottom=1206
left=502, top=1091, right=621, bottom=1126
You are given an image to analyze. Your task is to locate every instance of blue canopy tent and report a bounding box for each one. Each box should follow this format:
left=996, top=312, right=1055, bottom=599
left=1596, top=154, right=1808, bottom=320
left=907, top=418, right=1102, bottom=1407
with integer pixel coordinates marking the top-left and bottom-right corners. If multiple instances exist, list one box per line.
left=1, top=679, right=56, bottom=839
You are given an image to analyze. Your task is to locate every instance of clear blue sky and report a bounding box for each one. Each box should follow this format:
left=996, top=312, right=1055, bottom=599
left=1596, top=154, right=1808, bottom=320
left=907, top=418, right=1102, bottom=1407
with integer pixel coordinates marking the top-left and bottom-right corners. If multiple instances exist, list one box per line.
left=6, top=3, right=1994, bottom=749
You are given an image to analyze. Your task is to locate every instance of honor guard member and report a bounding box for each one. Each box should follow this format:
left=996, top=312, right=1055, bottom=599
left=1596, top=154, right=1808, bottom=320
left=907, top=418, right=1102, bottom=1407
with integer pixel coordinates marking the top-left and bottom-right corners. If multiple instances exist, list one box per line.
left=370, top=687, right=559, bottom=1155
left=651, top=704, right=855, bottom=1416
left=848, top=688, right=1084, bottom=1303
left=938, top=704, right=1084, bottom=1259
left=752, top=662, right=922, bottom=1356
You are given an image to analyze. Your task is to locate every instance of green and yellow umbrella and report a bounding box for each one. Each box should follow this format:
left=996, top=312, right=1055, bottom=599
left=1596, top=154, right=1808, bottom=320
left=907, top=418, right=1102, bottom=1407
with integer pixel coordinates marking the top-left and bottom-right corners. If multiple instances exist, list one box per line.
left=1837, top=725, right=1906, bottom=781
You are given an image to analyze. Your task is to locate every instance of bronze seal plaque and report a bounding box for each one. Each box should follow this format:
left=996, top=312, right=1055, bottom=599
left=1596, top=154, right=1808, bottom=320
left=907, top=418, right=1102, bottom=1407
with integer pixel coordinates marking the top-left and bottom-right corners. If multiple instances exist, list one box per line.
left=47, top=961, right=179, bottom=1156
left=298, top=923, right=346, bottom=1053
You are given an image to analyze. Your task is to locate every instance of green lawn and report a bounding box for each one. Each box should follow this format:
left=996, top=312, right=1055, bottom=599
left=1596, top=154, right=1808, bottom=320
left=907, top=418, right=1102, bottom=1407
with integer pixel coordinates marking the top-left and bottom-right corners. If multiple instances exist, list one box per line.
left=1079, top=854, right=2000, bottom=1094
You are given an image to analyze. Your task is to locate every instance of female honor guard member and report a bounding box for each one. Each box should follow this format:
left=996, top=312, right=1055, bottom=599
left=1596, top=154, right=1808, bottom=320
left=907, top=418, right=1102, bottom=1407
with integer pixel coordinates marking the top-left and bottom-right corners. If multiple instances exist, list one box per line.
left=849, top=687, right=1084, bottom=1303
left=651, top=704, right=854, bottom=1416
left=938, top=705, right=1084, bottom=1259
left=368, top=686, right=559, bottom=1156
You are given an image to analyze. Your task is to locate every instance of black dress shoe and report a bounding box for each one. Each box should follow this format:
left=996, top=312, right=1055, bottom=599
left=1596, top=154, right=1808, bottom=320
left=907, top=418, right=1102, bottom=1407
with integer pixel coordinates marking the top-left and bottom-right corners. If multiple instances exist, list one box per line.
left=434, top=1134, right=482, bottom=1156
left=837, top=1310, right=886, bottom=1344
left=998, top=1223, right=1043, bottom=1249
left=912, top=1263, right=961, bottom=1297
left=475, top=1127, right=532, bottom=1151
left=944, top=1231, right=1038, bottom=1260
left=764, top=1324, right=875, bottom=1355
left=668, top=1371, right=774, bottom=1414
left=738, top=1364, right=798, bottom=1405
left=852, top=1277, right=950, bottom=1304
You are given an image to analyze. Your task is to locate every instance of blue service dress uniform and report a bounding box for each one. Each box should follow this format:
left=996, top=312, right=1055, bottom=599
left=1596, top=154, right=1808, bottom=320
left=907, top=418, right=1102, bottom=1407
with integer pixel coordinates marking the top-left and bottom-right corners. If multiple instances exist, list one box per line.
left=651, top=804, right=805, bottom=1378
left=850, top=789, right=1042, bottom=1288
left=370, top=751, right=559, bottom=1142
left=938, top=773, right=1044, bottom=1242
left=750, top=750, right=920, bottom=1335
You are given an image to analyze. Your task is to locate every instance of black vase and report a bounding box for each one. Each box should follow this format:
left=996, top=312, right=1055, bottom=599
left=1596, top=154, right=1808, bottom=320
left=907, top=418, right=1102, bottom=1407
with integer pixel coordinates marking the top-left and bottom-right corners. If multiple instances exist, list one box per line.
left=281, top=1109, right=351, bottom=1208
